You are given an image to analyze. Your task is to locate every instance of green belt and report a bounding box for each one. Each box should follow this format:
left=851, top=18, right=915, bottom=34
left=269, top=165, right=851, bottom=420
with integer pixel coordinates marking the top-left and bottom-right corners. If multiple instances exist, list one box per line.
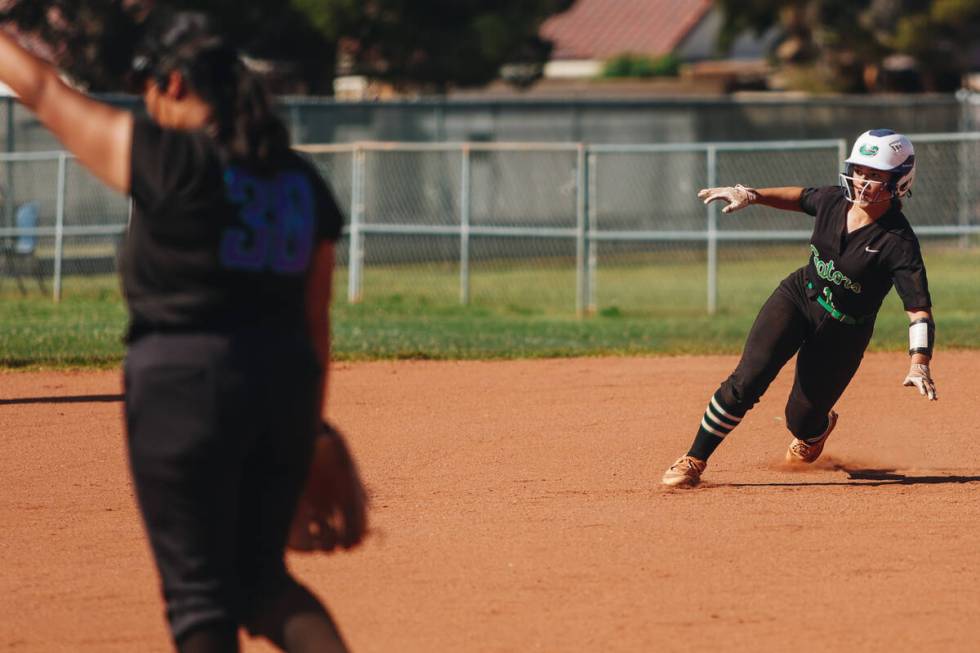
left=807, top=281, right=867, bottom=325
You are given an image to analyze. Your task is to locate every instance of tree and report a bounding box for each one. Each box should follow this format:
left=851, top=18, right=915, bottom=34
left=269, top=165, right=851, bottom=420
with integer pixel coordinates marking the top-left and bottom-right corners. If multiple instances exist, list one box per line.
left=0, top=1, right=147, bottom=91
left=0, top=0, right=574, bottom=94
left=0, top=1, right=336, bottom=92
left=161, top=0, right=339, bottom=92
left=292, top=0, right=575, bottom=92
left=886, top=0, right=980, bottom=91
left=714, top=0, right=980, bottom=92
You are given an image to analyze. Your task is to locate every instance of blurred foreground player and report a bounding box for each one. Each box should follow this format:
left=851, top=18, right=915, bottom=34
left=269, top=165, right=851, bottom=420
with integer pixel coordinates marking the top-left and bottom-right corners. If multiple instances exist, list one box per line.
left=0, top=10, right=366, bottom=652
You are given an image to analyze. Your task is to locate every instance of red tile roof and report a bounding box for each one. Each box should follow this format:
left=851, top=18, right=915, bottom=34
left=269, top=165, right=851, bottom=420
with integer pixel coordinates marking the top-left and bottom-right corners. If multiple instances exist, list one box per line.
left=541, top=0, right=713, bottom=60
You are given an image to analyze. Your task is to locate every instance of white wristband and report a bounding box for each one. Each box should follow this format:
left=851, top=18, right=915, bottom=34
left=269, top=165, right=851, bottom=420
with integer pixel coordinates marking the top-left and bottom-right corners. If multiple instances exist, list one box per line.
left=909, top=321, right=929, bottom=350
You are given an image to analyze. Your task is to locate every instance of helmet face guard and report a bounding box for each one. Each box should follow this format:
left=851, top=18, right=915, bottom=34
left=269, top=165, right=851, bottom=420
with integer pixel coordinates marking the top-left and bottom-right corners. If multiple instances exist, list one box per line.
left=839, top=166, right=891, bottom=204
left=840, top=129, right=916, bottom=205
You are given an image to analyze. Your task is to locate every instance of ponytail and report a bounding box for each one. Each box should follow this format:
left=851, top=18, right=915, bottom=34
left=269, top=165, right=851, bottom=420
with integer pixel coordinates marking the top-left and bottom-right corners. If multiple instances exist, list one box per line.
left=200, top=56, right=291, bottom=165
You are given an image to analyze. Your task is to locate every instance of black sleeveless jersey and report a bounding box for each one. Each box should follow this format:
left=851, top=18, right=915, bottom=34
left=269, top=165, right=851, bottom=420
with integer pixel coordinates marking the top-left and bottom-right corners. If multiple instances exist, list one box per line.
left=122, top=117, right=343, bottom=339
left=799, top=186, right=931, bottom=318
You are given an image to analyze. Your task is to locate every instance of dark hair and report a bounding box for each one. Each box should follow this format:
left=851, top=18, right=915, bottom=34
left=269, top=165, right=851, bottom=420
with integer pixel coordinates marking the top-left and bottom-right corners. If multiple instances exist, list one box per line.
left=131, top=11, right=290, bottom=164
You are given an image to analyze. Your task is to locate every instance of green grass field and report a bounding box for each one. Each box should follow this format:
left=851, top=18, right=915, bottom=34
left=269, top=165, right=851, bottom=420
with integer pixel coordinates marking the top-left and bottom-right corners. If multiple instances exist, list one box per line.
left=2, top=244, right=977, bottom=368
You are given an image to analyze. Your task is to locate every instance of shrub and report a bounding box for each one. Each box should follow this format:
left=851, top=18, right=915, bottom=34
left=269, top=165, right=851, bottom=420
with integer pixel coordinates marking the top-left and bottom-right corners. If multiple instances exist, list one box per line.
left=601, top=52, right=680, bottom=78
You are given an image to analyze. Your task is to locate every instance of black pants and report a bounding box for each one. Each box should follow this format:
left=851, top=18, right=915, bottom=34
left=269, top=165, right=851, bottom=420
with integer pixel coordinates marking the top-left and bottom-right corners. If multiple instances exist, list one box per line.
left=123, top=328, right=320, bottom=643
left=716, top=268, right=875, bottom=440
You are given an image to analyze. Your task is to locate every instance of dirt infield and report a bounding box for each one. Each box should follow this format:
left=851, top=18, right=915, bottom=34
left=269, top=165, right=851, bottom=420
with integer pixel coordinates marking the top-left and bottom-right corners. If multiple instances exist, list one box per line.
left=2, top=352, right=979, bottom=652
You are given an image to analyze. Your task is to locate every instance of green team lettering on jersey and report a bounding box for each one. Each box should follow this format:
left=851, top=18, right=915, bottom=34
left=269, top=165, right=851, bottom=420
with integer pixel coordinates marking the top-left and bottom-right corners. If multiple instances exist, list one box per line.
left=810, top=245, right=862, bottom=293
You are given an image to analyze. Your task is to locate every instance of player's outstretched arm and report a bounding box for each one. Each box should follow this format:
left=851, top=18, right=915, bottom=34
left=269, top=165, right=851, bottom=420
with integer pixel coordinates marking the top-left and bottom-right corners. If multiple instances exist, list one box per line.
left=0, top=31, right=132, bottom=194
left=697, top=186, right=805, bottom=214
left=902, top=308, right=937, bottom=400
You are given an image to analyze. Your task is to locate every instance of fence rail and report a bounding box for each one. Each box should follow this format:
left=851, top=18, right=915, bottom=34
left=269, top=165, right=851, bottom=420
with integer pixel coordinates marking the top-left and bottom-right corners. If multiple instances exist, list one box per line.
left=3, top=134, right=978, bottom=312
left=296, top=133, right=980, bottom=314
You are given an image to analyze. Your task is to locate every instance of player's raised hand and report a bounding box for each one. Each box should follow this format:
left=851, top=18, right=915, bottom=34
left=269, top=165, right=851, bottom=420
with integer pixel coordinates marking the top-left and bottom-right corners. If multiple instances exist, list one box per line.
left=902, top=362, right=937, bottom=401
left=697, top=184, right=758, bottom=214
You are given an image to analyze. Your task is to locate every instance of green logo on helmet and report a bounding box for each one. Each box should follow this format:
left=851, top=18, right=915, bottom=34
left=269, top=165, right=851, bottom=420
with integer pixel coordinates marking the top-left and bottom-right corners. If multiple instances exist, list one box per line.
left=859, top=144, right=879, bottom=156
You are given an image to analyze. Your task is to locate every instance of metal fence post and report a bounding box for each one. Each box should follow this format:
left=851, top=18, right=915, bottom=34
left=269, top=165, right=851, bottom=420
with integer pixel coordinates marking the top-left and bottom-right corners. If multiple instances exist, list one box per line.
left=958, top=136, right=971, bottom=248
left=5, top=96, right=14, bottom=234
left=53, top=153, right=67, bottom=302
left=956, top=97, right=973, bottom=248
left=706, top=146, right=718, bottom=315
left=586, top=149, right=598, bottom=314
left=347, top=146, right=365, bottom=303
left=575, top=143, right=587, bottom=316
left=459, top=144, right=471, bottom=304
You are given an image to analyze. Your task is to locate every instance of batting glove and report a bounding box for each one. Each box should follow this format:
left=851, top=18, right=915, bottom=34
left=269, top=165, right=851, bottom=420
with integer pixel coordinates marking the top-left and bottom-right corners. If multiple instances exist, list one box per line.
left=697, top=184, right=758, bottom=214
left=902, top=362, right=937, bottom=401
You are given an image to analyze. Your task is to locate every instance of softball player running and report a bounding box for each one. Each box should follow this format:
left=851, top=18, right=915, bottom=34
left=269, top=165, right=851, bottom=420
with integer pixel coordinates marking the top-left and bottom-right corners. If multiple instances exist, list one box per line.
left=1, top=11, right=356, bottom=652
left=663, top=129, right=937, bottom=488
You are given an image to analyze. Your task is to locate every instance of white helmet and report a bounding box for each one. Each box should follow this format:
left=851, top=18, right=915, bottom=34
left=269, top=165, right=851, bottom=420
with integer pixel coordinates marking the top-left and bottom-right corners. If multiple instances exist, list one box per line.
left=840, top=129, right=916, bottom=203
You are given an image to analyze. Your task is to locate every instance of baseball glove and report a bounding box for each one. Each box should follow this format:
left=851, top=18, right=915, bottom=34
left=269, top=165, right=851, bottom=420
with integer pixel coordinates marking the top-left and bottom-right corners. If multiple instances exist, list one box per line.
left=288, top=420, right=368, bottom=553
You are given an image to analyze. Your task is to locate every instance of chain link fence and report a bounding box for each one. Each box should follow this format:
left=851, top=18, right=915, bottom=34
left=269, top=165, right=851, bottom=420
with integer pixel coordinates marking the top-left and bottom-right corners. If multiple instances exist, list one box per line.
left=0, top=152, right=129, bottom=298
left=298, top=133, right=979, bottom=314
left=2, top=133, right=978, bottom=314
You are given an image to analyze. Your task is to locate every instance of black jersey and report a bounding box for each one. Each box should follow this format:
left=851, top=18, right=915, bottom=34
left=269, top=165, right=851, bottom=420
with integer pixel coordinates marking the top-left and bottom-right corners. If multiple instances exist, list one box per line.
left=122, top=117, right=343, bottom=339
left=798, top=186, right=931, bottom=318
